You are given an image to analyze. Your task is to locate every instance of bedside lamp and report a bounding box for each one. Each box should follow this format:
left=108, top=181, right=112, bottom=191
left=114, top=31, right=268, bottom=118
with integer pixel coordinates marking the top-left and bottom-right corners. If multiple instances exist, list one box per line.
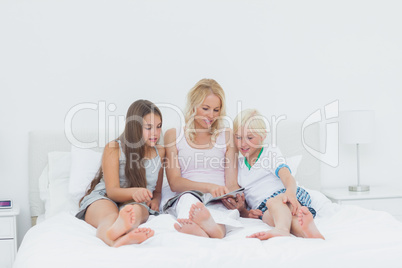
left=340, top=110, right=375, bottom=192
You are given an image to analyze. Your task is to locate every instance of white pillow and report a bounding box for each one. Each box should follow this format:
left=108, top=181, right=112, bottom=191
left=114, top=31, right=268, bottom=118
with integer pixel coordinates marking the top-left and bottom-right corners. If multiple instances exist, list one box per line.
left=38, top=164, right=50, bottom=204
left=286, top=155, right=302, bottom=177
left=46, top=152, right=77, bottom=219
left=68, top=146, right=103, bottom=202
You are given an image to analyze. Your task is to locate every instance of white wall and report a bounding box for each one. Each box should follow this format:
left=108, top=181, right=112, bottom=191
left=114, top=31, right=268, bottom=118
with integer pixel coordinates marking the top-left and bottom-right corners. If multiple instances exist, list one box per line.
left=1, top=0, right=401, bottom=246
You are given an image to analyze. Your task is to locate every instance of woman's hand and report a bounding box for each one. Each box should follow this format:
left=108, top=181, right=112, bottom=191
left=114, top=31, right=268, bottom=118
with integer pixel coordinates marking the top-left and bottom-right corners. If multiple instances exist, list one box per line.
left=209, top=185, right=229, bottom=197
left=282, top=192, right=300, bottom=215
left=222, top=193, right=246, bottom=211
left=132, top=188, right=153, bottom=203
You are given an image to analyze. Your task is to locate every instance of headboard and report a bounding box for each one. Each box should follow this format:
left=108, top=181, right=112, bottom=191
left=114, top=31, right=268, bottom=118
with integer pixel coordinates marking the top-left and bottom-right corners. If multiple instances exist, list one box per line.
left=28, top=123, right=320, bottom=224
left=28, top=130, right=104, bottom=224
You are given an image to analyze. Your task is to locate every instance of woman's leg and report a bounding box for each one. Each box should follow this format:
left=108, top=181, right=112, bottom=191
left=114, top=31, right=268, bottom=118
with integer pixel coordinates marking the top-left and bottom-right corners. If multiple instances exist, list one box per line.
left=189, top=202, right=226, bottom=239
left=173, top=194, right=225, bottom=238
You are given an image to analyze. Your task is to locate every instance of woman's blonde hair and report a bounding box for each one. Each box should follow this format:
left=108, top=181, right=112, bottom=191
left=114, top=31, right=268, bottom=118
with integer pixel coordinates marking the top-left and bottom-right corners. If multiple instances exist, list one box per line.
left=233, top=109, right=267, bottom=139
left=184, top=78, right=226, bottom=141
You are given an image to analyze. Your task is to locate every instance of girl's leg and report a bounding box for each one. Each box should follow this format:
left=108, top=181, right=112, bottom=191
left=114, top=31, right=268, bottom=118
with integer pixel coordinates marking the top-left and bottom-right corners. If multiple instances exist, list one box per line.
left=247, top=194, right=292, bottom=240
left=112, top=204, right=154, bottom=247
left=106, top=203, right=150, bottom=241
left=84, top=199, right=121, bottom=246
left=85, top=200, right=153, bottom=247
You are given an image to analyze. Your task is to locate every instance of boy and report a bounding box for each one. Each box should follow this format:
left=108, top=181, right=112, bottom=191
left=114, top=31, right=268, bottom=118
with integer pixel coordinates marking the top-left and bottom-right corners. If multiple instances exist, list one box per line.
left=232, top=109, right=324, bottom=240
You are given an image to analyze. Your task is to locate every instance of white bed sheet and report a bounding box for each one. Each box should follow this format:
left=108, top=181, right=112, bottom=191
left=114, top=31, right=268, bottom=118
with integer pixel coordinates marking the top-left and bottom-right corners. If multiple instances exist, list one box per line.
left=14, top=193, right=402, bottom=268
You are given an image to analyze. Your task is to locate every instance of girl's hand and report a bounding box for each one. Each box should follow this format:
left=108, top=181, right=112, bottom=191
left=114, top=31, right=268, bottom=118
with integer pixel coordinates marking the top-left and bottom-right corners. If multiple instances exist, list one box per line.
left=209, top=185, right=229, bottom=197
left=132, top=188, right=153, bottom=203
left=148, top=199, right=160, bottom=212
left=248, top=209, right=263, bottom=219
left=282, top=192, right=300, bottom=215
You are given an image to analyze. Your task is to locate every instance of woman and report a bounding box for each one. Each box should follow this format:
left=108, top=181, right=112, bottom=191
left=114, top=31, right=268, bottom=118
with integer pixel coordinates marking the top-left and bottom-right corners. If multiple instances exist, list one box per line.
left=164, top=78, right=240, bottom=238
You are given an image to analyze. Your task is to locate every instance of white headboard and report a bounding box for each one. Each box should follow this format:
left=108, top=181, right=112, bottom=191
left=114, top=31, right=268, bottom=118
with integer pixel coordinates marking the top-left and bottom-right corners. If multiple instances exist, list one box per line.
left=28, top=123, right=320, bottom=222
left=28, top=130, right=104, bottom=221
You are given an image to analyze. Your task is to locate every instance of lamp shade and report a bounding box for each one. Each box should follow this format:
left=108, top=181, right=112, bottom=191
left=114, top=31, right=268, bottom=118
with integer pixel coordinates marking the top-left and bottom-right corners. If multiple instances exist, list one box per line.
left=340, top=110, right=375, bottom=144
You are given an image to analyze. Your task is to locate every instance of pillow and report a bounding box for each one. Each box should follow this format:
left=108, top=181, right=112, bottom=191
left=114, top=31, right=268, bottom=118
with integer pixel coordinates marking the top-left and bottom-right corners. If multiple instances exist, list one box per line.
left=286, top=155, right=302, bottom=177
left=68, top=146, right=103, bottom=202
left=38, top=164, right=50, bottom=204
left=46, top=152, right=77, bottom=219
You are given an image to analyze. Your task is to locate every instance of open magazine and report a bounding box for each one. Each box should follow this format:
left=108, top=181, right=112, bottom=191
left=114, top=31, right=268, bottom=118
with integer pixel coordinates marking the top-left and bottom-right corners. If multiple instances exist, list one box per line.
left=162, top=188, right=245, bottom=212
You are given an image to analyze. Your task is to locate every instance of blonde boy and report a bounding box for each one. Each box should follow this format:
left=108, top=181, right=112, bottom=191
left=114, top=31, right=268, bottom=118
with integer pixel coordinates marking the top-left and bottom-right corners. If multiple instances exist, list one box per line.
left=233, top=109, right=324, bottom=240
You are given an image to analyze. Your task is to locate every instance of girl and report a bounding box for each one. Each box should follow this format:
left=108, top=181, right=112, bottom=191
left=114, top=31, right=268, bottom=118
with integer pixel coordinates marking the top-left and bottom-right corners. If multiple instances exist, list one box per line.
left=232, top=109, right=324, bottom=240
left=76, top=100, right=165, bottom=247
left=164, top=78, right=240, bottom=239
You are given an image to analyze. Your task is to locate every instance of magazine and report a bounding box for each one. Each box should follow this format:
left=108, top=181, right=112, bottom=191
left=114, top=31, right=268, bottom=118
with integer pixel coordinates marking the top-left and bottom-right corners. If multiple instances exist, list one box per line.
left=162, top=188, right=245, bottom=212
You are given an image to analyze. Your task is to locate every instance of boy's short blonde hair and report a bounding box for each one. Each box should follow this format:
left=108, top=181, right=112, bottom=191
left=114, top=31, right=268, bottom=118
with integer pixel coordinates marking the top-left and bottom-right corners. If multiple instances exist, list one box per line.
left=233, top=109, right=267, bottom=139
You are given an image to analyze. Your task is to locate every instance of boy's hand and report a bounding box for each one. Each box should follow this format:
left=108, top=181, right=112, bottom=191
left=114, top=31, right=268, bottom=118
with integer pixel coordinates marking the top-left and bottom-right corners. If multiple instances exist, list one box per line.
left=282, top=192, right=300, bottom=215
left=132, top=188, right=153, bottom=203
left=247, top=209, right=263, bottom=219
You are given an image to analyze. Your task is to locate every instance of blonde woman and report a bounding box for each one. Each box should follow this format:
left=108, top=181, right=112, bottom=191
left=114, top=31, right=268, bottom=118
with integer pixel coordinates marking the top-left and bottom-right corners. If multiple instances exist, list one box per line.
left=164, top=78, right=240, bottom=238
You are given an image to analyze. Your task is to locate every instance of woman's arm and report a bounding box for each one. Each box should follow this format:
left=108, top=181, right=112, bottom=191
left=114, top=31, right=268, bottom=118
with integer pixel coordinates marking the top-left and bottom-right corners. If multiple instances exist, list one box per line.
left=149, top=146, right=165, bottom=211
left=224, top=128, right=240, bottom=192
left=164, top=128, right=227, bottom=197
left=103, top=142, right=151, bottom=203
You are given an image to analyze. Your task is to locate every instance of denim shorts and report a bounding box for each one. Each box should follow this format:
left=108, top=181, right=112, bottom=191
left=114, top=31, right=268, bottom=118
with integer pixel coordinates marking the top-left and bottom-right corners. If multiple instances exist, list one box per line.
left=257, top=187, right=316, bottom=219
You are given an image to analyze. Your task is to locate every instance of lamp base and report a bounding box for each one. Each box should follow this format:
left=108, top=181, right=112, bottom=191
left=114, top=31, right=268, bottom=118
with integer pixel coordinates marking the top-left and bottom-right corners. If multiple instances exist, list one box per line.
left=349, top=185, right=370, bottom=192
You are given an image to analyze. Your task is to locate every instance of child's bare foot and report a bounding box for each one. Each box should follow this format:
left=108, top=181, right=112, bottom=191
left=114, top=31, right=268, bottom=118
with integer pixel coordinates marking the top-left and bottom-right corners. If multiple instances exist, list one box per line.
left=189, top=202, right=224, bottom=239
left=247, top=228, right=290, bottom=240
left=174, top=219, right=209, bottom=238
left=298, top=206, right=325, bottom=239
left=113, top=228, right=154, bottom=248
left=107, top=205, right=136, bottom=241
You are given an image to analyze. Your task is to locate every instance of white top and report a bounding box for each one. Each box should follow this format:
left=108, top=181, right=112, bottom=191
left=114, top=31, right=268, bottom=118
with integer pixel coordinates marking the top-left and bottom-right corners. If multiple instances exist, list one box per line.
left=176, top=128, right=226, bottom=186
left=238, top=145, right=289, bottom=209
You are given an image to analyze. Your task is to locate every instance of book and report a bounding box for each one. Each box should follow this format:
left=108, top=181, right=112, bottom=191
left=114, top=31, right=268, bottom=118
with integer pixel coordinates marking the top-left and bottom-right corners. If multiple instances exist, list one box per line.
left=204, top=187, right=245, bottom=205
left=162, top=188, right=245, bottom=212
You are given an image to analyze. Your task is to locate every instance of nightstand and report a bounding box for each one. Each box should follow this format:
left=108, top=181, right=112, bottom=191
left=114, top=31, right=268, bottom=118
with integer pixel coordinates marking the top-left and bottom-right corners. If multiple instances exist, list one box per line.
left=0, top=205, right=20, bottom=268
left=321, top=186, right=402, bottom=222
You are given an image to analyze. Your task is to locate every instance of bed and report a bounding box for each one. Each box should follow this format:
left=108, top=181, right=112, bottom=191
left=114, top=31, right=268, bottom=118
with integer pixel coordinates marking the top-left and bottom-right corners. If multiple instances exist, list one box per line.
left=14, top=127, right=402, bottom=268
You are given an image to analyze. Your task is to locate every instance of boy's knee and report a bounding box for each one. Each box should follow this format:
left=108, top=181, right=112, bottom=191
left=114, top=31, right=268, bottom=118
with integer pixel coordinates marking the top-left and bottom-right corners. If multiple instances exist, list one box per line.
left=266, top=194, right=284, bottom=207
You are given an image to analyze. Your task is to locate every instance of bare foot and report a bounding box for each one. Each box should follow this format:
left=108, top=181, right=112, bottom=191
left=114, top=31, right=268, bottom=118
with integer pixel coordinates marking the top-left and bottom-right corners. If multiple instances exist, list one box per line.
left=174, top=219, right=209, bottom=237
left=113, top=228, right=154, bottom=247
left=247, top=228, right=290, bottom=240
left=106, top=205, right=136, bottom=241
left=189, top=202, right=224, bottom=239
left=298, top=207, right=325, bottom=239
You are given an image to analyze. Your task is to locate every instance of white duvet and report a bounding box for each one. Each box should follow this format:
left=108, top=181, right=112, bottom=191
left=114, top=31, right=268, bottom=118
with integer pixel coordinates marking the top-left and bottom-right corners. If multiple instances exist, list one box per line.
left=14, top=190, right=402, bottom=268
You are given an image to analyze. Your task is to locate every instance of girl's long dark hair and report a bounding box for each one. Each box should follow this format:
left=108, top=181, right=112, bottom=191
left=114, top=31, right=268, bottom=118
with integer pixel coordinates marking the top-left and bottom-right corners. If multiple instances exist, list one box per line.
left=79, top=100, right=162, bottom=205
